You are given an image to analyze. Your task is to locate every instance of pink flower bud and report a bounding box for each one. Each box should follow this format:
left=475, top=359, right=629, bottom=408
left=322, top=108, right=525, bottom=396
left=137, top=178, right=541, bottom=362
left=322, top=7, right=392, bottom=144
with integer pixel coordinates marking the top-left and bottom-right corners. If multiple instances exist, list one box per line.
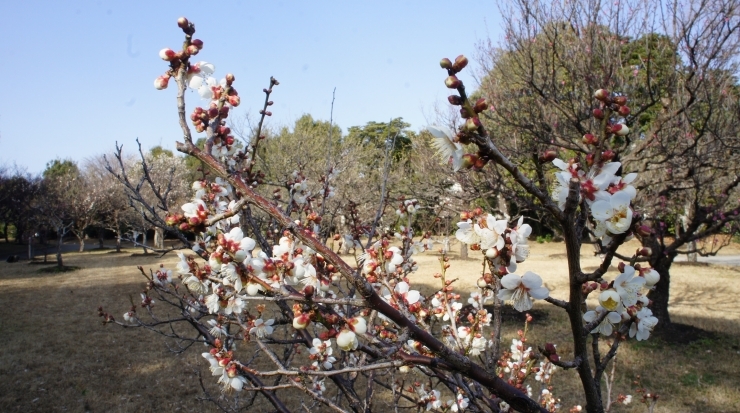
left=448, top=95, right=463, bottom=105
left=582, top=133, right=597, bottom=145
left=225, top=73, right=235, bottom=85
left=613, top=96, right=627, bottom=106
left=618, top=105, right=630, bottom=116
left=445, top=76, right=462, bottom=89
left=601, top=150, right=615, bottom=161
left=452, top=55, right=469, bottom=72
left=477, top=277, right=488, bottom=288
left=154, top=75, right=169, bottom=90
left=594, top=89, right=610, bottom=101
left=228, top=95, right=241, bottom=106
left=440, top=58, right=452, bottom=69
left=191, top=39, right=204, bottom=49
left=159, top=48, right=177, bottom=61
left=186, top=45, right=200, bottom=56
left=461, top=154, right=478, bottom=169
left=465, top=117, right=480, bottom=131
left=293, top=313, right=310, bottom=329
left=473, top=98, right=488, bottom=113
left=610, top=123, right=629, bottom=136
left=177, top=17, right=189, bottom=29
left=593, top=108, right=604, bottom=120
left=585, top=153, right=594, bottom=166
left=636, top=225, right=653, bottom=237
left=539, top=149, right=557, bottom=163
left=637, top=247, right=652, bottom=256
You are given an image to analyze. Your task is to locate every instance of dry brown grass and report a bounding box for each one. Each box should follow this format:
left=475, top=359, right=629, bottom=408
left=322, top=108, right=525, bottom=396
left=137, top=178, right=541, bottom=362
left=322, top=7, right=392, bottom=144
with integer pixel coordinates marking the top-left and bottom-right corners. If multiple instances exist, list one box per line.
left=0, top=239, right=738, bottom=412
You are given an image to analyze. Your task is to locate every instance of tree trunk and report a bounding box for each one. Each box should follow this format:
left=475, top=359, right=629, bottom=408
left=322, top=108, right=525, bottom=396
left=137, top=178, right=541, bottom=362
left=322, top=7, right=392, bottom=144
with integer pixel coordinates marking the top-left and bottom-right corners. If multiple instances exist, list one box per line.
left=154, top=227, right=164, bottom=249
left=76, top=232, right=85, bottom=252
left=28, top=235, right=33, bottom=260
left=142, top=231, right=148, bottom=254
left=460, top=241, right=468, bottom=260
left=56, top=230, right=64, bottom=268
left=645, top=238, right=676, bottom=328
left=98, top=227, right=105, bottom=249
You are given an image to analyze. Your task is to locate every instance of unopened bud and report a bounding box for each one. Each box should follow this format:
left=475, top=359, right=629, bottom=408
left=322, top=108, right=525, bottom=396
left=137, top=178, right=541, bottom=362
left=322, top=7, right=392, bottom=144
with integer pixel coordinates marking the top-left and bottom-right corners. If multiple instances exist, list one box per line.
left=461, top=154, right=478, bottom=169
left=582, top=133, right=597, bottom=145
left=228, top=95, right=240, bottom=106
left=465, top=117, right=481, bottom=131
left=191, top=39, right=203, bottom=49
left=601, top=150, right=615, bottom=162
left=593, top=108, right=604, bottom=120
left=477, top=277, right=488, bottom=288
left=618, top=262, right=626, bottom=272
left=613, top=96, right=627, bottom=106
left=154, top=75, right=170, bottom=90
left=448, top=95, right=463, bottom=105
left=539, top=149, right=557, bottom=163
left=618, top=105, right=630, bottom=116
left=637, top=247, right=652, bottom=257
left=440, top=58, right=453, bottom=69
left=594, top=89, right=610, bottom=101
left=610, top=123, right=629, bottom=136
left=303, top=285, right=315, bottom=297
left=452, top=55, right=469, bottom=72
left=585, top=153, right=594, bottom=166
left=445, top=76, right=462, bottom=89
left=186, top=45, right=200, bottom=56
left=159, top=48, right=177, bottom=61
left=473, top=98, right=488, bottom=113
left=225, top=73, right=235, bottom=84
left=636, top=225, right=653, bottom=237
left=177, top=17, right=189, bottom=29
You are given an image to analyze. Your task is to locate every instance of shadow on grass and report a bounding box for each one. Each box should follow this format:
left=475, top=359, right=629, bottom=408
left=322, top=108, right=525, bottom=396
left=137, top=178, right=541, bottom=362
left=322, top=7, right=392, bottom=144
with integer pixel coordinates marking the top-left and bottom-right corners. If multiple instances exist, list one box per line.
left=37, top=265, right=82, bottom=274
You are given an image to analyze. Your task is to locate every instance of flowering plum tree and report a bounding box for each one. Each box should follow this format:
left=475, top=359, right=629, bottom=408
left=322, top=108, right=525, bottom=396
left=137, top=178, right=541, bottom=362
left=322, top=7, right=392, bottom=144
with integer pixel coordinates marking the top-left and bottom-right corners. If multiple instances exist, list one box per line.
left=100, top=16, right=664, bottom=413
left=476, top=0, right=740, bottom=327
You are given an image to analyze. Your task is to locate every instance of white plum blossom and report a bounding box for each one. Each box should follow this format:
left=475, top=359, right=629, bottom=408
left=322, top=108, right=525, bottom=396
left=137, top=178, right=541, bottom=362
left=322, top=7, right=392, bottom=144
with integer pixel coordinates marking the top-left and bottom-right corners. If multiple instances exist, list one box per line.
left=428, top=125, right=464, bottom=171
left=614, top=266, right=645, bottom=307
left=336, top=328, right=359, bottom=351
left=629, top=307, right=658, bottom=341
left=581, top=162, right=621, bottom=205
left=249, top=318, right=274, bottom=338
left=223, top=227, right=256, bottom=262
left=609, top=172, right=638, bottom=200
left=309, top=338, right=337, bottom=370
left=218, top=366, right=247, bottom=392
left=187, top=61, right=217, bottom=99
left=123, top=311, right=135, bottom=322
left=498, top=271, right=549, bottom=312
left=591, top=191, right=633, bottom=236
left=207, top=320, right=228, bottom=338
left=509, top=216, right=532, bottom=263
left=450, top=394, right=470, bottom=412
left=643, top=268, right=660, bottom=287
left=153, top=267, right=172, bottom=285
left=598, top=289, right=621, bottom=312
left=394, top=281, right=421, bottom=306
left=583, top=307, right=622, bottom=336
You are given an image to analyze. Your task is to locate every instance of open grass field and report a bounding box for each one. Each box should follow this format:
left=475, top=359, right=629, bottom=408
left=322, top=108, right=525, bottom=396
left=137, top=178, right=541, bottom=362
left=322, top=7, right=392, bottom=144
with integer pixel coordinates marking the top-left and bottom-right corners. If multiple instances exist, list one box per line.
left=0, top=238, right=738, bottom=412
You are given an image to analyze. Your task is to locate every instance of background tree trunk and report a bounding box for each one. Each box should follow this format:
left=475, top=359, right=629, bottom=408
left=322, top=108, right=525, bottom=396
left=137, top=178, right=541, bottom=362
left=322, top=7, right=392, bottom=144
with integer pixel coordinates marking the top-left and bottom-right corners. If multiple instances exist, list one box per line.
left=76, top=233, right=85, bottom=252
left=56, top=231, right=64, bottom=268
left=154, top=227, right=164, bottom=249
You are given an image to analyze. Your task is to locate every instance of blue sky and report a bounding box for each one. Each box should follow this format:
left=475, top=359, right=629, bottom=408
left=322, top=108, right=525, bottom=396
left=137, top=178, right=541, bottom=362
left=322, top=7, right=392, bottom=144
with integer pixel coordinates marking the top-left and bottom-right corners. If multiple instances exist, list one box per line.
left=0, top=1, right=503, bottom=174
